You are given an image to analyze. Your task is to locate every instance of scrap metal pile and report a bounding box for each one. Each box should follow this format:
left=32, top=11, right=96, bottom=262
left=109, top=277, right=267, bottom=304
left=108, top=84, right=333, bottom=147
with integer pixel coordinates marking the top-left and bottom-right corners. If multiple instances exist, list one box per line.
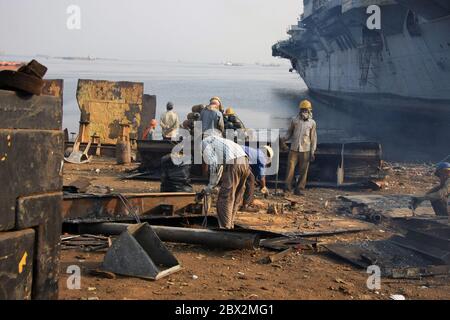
left=1, top=59, right=448, bottom=300
left=327, top=195, right=450, bottom=279
left=0, top=60, right=64, bottom=300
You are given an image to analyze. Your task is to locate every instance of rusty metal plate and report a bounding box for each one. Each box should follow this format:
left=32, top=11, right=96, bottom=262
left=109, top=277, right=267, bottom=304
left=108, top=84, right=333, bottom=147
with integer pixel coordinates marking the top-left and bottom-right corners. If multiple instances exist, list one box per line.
left=0, top=130, right=64, bottom=231
left=42, top=79, right=64, bottom=99
left=324, top=240, right=440, bottom=275
left=76, top=80, right=144, bottom=144
left=0, top=229, right=35, bottom=300
left=17, top=192, right=63, bottom=229
left=0, top=90, right=62, bottom=130
left=139, top=94, right=157, bottom=139
left=63, top=192, right=202, bottom=223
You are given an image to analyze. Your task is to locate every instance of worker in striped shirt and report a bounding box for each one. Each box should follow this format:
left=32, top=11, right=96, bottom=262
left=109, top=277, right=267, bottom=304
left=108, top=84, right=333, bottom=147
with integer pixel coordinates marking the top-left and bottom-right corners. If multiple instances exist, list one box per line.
left=202, top=135, right=251, bottom=229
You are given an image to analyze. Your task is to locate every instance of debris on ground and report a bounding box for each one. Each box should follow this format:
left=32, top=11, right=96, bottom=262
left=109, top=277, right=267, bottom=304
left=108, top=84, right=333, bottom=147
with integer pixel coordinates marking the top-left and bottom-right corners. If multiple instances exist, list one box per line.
left=58, top=160, right=450, bottom=300
left=61, top=234, right=111, bottom=252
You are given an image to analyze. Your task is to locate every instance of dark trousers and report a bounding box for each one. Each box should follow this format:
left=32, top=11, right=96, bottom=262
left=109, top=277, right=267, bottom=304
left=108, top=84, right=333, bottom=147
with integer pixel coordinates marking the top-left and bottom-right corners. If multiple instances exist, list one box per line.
left=285, top=151, right=311, bottom=192
left=431, top=199, right=449, bottom=217
left=243, top=171, right=256, bottom=208
left=216, top=157, right=250, bottom=229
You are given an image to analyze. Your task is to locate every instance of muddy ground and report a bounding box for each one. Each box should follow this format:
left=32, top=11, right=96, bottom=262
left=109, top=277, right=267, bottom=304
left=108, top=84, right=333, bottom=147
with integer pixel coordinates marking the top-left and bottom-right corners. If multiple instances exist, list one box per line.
left=59, top=160, right=450, bottom=300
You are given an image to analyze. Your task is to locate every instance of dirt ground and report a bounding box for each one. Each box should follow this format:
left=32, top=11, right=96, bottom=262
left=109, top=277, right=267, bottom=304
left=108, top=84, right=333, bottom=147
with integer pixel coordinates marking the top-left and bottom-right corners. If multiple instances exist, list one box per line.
left=59, top=160, right=450, bottom=300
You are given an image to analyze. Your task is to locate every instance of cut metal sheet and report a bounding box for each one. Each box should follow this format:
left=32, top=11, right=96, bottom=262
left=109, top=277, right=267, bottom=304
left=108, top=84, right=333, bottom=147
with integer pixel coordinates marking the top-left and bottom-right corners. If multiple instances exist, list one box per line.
left=76, top=80, right=144, bottom=144
left=389, top=234, right=450, bottom=265
left=392, top=217, right=450, bottom=243
left=63, top=192, right=203, bottom=222
left=42, top=79, right=64, bottom=98
left=339, top=194, right=440, bottom=218
left=137, top=140, right=383, bottom=187
left=235, top=213, right=372, bottom=237
left=260, top=237, right=317, bottom=251
left=325, top=240, right=440, bottom=274
left=102, top=223, right=181, bottom=280
left=388, top=265, right=450, bottom=279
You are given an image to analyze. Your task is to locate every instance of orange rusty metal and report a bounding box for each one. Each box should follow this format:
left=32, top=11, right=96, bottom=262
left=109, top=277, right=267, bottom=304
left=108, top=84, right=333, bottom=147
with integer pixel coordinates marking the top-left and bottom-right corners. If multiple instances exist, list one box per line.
left=0, top=61, right=24, bottom=71
left=76, top=80, right=144, bottom=144
left=42, top=79, right=64, bottom=98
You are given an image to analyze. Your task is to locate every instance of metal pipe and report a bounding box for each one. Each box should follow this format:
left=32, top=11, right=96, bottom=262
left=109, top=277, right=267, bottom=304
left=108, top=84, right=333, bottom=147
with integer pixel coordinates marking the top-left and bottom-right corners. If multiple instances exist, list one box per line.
left=77, top=223, right=260, bottom=250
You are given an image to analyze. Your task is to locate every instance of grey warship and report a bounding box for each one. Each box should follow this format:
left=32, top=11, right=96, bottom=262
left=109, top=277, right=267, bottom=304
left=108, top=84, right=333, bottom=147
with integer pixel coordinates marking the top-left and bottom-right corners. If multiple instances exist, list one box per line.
left=273, top=0, right=450, bottom=112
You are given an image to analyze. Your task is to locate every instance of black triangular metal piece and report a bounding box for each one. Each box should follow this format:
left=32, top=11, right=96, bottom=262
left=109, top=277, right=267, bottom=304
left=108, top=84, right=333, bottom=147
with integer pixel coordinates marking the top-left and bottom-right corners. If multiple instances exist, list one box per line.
left=102, top=223, right=181, bottom=280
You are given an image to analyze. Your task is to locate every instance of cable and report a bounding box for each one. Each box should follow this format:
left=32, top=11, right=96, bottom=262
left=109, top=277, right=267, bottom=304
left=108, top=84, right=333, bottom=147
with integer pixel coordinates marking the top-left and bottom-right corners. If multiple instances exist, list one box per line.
left=117, top=193, right=141, bottom=224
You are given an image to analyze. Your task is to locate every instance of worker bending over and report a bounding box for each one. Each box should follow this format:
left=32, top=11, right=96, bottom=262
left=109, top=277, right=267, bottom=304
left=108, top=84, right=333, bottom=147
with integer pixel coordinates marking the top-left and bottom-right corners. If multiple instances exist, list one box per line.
left=411, top=162, right=449, bottom=219
left=282, top=100, right=317, bottom=195
left=202, top=135, right=250, bottom=229
left=242, top=145, right=274, bottom=210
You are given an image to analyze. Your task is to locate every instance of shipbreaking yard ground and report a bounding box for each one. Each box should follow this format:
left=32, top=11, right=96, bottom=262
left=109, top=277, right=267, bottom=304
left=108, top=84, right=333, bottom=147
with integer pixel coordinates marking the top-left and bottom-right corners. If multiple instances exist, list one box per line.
left=59, top=159, right=450, bottom=300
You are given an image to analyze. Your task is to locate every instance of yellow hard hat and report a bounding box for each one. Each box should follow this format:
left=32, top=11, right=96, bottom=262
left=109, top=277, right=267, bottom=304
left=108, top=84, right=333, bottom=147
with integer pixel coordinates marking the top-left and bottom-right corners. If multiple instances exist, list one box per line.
left=225, top=107, right=235, bottom=116
left=299, top=100, right=312, bottom=110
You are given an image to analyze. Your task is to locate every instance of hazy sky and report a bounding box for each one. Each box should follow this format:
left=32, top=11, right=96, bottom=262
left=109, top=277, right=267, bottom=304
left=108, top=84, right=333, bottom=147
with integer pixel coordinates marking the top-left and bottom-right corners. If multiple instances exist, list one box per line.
left=0, top=0, right=302, bottom=63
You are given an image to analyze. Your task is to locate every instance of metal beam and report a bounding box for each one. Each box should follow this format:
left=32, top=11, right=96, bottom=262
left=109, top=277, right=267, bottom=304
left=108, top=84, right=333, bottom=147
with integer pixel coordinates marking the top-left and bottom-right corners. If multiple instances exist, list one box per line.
left=63, top=192, right=203, bottom=222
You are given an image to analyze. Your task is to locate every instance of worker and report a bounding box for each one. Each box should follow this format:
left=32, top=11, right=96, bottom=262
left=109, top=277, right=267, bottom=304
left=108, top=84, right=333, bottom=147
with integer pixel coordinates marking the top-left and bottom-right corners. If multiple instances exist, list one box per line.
left=202, top=135, right=250, bottom=229
left=142, top=119, right=158, bottom=141
left=282, top=99, right=317, bottom=195
left=224, top=107, right=246, bottom=131
left=200, top=99, right=225, bottom=136
left=411, top=162, right=449, bottom=219
left=242, top=145, right=274, bottom=210
left=210, top=96, right=224, bottom=114
left=160, top=102, right=180, bottom=140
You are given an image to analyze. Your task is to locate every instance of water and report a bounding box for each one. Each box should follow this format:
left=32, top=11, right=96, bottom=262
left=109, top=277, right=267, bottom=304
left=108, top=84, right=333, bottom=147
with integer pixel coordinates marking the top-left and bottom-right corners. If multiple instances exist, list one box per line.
left=3, top=56, right=449, bottom=162
left=40, top=57, right=302, bottom=132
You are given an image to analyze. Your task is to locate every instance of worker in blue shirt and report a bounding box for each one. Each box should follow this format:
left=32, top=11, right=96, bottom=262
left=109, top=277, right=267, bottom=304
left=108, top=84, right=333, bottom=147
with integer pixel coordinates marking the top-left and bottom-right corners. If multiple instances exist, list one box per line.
left=242, top=145, right=274, bottom=210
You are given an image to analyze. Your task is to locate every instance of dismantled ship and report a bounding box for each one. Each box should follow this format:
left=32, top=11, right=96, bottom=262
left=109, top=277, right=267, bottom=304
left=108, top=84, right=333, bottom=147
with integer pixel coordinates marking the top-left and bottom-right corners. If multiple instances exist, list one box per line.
left=273, top=0, right=450, bottom=112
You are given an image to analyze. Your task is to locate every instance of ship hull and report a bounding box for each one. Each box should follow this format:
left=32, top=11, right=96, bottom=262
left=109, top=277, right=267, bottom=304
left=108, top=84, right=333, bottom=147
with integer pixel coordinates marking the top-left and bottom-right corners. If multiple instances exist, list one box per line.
left=309, top=88, right=450, bottom=115
left=275, top=3, right=450, bottom=112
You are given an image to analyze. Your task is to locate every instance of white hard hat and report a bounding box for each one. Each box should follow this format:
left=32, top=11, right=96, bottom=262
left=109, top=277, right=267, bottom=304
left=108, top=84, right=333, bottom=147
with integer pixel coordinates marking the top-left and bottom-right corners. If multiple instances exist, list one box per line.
left=261, top=145, right=274, bottom=160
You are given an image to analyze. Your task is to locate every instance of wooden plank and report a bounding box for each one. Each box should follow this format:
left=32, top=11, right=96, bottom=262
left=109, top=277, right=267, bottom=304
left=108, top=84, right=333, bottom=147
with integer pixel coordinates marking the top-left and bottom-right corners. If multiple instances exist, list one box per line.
left=0, top=130, right=64, bottom=230
left=0, top=229, right=35, bottom=300
left=0, top=90, right=62, bottom=130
